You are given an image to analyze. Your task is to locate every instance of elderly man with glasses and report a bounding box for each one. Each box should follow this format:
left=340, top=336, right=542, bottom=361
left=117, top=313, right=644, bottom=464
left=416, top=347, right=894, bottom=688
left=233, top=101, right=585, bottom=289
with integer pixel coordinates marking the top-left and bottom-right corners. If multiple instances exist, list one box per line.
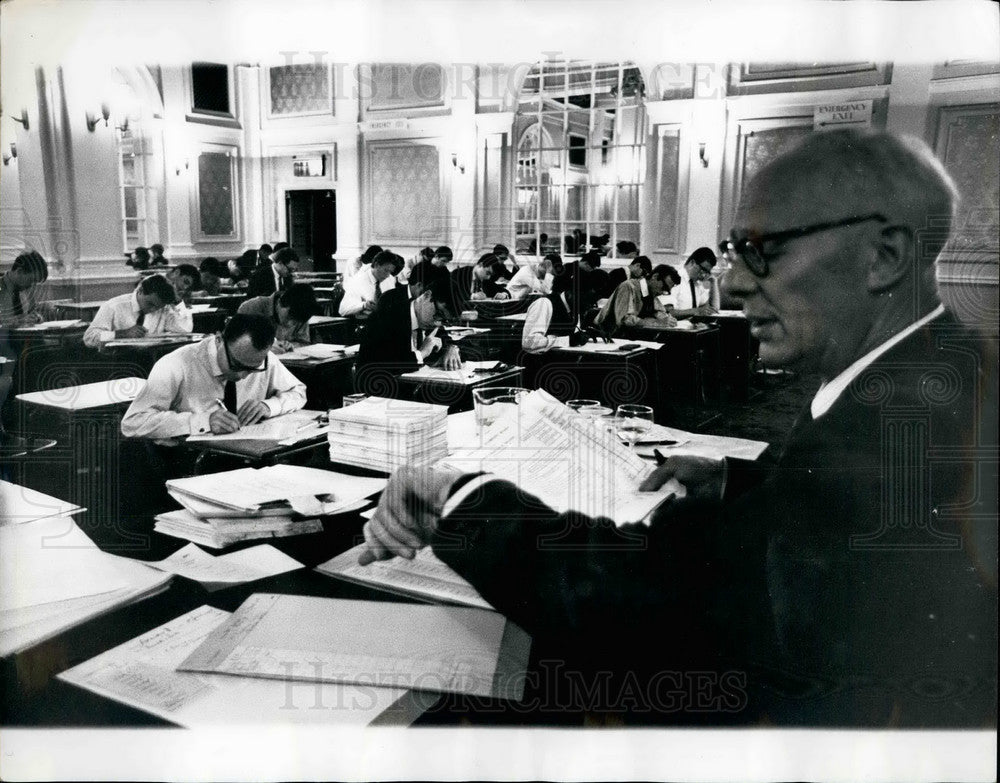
left=121, top=313, right=306, bottom=443
left=357, top=129, right=997, bottom=727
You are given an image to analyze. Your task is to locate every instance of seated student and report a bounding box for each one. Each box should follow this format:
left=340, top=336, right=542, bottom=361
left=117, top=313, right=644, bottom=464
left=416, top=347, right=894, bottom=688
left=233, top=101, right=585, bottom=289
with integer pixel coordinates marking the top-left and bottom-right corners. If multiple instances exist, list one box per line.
left=506, top=253, right=560, bottom=299
left=339, top=249, right=398, bottom=319
left=355, top=260, right=462, bottom=394
left=594, top=262, right=679, bottom=336
left=564, top=250, right=609, bottom=320
left=0, top=250, right=49, bottom=327
left=83, top=274, right=192, bottom=348
left=492, top=243, right=520, bottom=275
left=197, top=257, right=229, bottom=296
left=167, top=263, right=200, bottom=307
left=227, top=250, right=257, bottom=288
left=604, top=243, right=642, bottom=294
left=120, top=313, right=306, bottom=442
left=342, top=244, right=383, bottom=282
left=526, top=233, right=548, bottom=255
left=666, top=246, right=719, bottom=318
left=238, top=282, right=318, bottom=353
left=521, top=269, right=589, bottom=354
left=449, top=253, right=510, bottom=313
left=127, top=246, right=151, bottom=271
left=431, top=245, right=453, bottom=268
left=257, top=243, right=273, bottom=267
left=149, top=243, right=168, bottom=267
left=398, top=246, right=433, bottom=286
left=247, top=247, right=299, bottom=298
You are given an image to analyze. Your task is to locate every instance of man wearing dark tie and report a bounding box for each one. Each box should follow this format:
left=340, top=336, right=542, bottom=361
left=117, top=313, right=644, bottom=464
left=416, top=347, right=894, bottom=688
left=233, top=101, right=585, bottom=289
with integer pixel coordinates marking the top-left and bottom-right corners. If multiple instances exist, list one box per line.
left=667, top=246, right=718, bottom=318
left=246, top=247, right=300, bottom=297
left=354, top=260, right=461, bottom=395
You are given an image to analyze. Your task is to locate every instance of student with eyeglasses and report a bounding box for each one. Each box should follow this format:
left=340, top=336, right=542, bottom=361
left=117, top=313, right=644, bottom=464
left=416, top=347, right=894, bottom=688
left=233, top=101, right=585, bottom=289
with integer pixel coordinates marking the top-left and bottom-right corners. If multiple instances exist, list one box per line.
left=120, top=313, right=306, bottom=443
left=665, top=246, right=719, bottom=318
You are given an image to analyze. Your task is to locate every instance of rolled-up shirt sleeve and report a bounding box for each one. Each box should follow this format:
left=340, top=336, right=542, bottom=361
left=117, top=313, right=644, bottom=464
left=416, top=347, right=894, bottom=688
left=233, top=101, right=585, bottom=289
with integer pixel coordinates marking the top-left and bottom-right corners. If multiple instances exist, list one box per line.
left=120, top=358, right=201, bottom=439
left=521, top=298, right=569, bottom=353
left=165, top=303, right=194, bottom=333
left=261, top=356, right=308, bottom=417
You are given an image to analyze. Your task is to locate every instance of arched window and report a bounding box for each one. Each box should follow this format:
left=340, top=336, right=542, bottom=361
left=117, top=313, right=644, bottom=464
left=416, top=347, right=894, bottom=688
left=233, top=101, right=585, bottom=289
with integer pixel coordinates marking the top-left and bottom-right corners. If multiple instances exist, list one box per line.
left=514, top=61, right=646, bottom=258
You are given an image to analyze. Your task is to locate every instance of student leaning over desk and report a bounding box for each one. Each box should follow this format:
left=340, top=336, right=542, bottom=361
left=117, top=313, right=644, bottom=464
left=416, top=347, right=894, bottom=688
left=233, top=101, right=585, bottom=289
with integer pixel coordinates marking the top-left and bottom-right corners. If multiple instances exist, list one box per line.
left=82, top=274, right=192, bottom=348
left=120, top=314, right=306, bottom=443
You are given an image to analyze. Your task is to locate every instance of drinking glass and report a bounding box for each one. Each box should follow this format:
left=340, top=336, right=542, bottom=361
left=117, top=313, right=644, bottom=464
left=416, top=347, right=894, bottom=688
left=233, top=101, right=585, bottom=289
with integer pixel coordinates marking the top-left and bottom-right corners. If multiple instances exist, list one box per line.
left=615, top=404, right=654, bottom=451
left=566, top=399, right=600, bottom=414
left=472, top=386, right=529, bottom=432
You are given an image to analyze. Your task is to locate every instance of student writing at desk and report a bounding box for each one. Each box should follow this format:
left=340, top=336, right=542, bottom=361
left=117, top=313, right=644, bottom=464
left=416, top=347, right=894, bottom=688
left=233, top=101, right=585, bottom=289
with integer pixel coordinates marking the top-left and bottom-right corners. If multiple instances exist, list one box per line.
left=237, top=283, right=319, bottom=353
left=167, top=264, right=201, bottom=307
left=0, top=250, right=49, bottom=327
left=338, top=249, right=398, bottom=319
left=594, top=262, right=679, bottom=337
left=521, top=269, right=589, bottom=353
left=506, top=253, right=559, bottom=299
left=667, top=246, right=719, bottom=318
left=447, top=253, right=511, bottom=319
left=120, top=313, right=306, bottom=442
left=83, top=274, right=192, bottom=348
left=246, top=247, right=299, bottom=298
left=354, top=260, right=461, bottom=395
left=196, top=257, right=229, bottom=296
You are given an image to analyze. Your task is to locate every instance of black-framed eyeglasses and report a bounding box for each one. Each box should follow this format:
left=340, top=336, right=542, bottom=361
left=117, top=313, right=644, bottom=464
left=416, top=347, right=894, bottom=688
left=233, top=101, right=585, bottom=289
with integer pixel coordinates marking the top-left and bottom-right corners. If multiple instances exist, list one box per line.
left=224, top=340, right=268, bottom=373
left=727, top=213, right=887, bottom=278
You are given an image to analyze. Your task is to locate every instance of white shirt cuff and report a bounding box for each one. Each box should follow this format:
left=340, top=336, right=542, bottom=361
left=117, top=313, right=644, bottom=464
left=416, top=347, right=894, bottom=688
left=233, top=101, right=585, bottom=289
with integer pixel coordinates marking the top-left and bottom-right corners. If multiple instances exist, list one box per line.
left=190, top=410, right=212, bottom=435
left=441, top=474, right=495, bottom=519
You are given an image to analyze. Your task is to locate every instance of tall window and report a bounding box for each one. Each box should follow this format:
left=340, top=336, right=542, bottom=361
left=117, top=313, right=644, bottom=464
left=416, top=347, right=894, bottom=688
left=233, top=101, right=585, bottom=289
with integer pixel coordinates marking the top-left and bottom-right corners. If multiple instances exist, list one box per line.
left=116, top=121, right=157, bottom=251
left=514, top=61, right=646, bottom=257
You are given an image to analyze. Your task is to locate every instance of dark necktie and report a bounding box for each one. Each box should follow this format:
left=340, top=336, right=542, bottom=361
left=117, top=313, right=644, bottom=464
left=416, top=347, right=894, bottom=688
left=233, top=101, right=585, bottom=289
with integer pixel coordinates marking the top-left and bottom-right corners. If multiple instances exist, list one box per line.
left=135, top=311, right=145, bottom=328
left=11, top=287, right=23, bottom=317
left=689, top=280, right=697, bottom=309
left=223, top=379, right=238, bottom=414
left=374, top=281, right=382, bottom=304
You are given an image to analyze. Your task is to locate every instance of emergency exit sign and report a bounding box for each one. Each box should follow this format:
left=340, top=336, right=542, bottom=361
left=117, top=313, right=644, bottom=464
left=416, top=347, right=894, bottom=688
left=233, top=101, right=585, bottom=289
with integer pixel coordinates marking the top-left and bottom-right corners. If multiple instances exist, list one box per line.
left=814, top=100, right=873, bottom=130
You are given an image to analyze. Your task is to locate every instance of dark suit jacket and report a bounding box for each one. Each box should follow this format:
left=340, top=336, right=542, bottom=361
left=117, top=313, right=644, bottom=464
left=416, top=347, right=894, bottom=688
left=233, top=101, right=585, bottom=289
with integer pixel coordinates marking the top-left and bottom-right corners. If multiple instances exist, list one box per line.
left=432, top=311, right=998, bottom=726
left=355, top=287, right=455, bottom=396
left=246, top=264, right=279, bottom=298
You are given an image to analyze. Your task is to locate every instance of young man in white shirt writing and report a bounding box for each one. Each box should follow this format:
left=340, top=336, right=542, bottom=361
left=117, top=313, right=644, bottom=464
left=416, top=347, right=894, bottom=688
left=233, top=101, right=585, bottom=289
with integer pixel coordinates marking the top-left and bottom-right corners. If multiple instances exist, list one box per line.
left=83, top=274, right=192, bottom=348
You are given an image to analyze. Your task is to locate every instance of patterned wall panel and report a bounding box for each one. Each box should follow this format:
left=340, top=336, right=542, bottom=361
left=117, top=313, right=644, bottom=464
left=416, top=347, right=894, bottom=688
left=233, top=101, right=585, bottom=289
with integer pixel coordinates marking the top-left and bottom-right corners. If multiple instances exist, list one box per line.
left=198, top=151, right=236, bottom=236
left=654, top=130, right=681, bottom=251
left=368, top=64, right=445, bottom=110
left=269, top=64, right=331, bottom=116
left=369, top=144, right=442, bottom=241
left=739, top=125, right=813, bottom=197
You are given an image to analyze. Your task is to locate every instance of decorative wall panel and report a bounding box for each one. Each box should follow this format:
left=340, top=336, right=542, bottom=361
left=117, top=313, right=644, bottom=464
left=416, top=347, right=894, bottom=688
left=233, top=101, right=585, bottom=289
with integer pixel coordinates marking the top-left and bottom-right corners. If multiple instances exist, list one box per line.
left=198, top=150, right=236, bottom=236
left=729, top=62, right=891, bottom=95
left=269, top=64, right=331, bottom=116
left=655, top=128, right=680, bottom=251
left=368, top=143, right=442, bottom=241
left=368, top=64, right=445, bottom=110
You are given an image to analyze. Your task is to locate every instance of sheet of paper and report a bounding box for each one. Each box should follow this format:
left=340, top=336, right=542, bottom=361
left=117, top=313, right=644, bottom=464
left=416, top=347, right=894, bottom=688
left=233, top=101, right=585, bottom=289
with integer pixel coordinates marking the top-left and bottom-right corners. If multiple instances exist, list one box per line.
left=104, top=334, right=203, bottom=348
left=439, top=390, right=675, bottom=526
left=15, top=377, right=146, bottom=410
left=556, top=338, right=659, bottom=354
left=167, top=466, right=386, bottom=513
left=58, top=605, right=434, bottom=727
left=0, top=517, right=145, bottom=611
left=148, top=543, right=304, bottom=585
left=399, top=361, right=504, bottom=385
left=11, top=319, right=86, bottom=331
left=180, top=593, right=530, bottom=700
left=0, top=480, right=84, bottom=525
left=278, top=343, right=353, bottom=361
left=186, top=410, right=330, bottom=443
left=317, top=544, right=493, bottom=610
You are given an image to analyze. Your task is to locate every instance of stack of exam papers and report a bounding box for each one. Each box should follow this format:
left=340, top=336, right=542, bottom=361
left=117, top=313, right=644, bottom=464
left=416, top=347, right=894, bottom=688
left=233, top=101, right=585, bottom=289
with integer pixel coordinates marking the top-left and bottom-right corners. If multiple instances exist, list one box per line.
left=0, top=517, right=172, bottom=657
left=156, top=465, right=385, bottom=548
left=326, top=396, right=449, bottom=471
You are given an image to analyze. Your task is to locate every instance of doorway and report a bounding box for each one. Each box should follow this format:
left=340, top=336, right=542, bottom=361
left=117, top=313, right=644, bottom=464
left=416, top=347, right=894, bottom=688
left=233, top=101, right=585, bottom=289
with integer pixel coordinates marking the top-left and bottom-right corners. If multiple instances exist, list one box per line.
left=285, top=189, right=337, bottom=271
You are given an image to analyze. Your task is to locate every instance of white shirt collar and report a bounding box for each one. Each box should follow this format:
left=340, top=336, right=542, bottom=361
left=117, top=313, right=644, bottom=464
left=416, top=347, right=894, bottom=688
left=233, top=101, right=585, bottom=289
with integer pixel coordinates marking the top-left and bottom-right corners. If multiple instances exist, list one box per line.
left=811, top=304, right=946, bottom=419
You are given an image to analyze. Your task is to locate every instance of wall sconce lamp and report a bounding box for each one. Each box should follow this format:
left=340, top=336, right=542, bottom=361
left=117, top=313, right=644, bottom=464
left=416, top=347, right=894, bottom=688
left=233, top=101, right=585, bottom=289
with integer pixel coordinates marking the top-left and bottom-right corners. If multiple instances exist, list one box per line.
left=2, top=152, right=10, bottom=166
left=451, top=152, right=465, bottom=175
left=85, top=103, right=112, bottom=132
left=698, top=142, right=709, bottom=168
left=10, top=109, right=29, bottom=131
left=174, top=159, right=189, bottom=176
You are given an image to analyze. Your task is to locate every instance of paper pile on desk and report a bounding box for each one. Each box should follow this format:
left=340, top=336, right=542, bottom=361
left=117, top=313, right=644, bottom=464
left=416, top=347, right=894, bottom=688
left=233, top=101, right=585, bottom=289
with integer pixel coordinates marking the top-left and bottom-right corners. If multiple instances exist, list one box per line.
left=0, top=517, right=172, bottom=657
left=326, top=396, right=449, bottom=471
left=438, top=389, right=682, bottom=526
left=58, top=605, right=437, bottom=726
left=158, top=466, right=385, bottom=548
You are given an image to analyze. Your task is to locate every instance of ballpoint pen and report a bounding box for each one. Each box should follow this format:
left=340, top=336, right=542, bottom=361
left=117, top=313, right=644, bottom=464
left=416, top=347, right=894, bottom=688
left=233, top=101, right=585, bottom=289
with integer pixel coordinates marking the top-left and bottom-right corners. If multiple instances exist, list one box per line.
left=295, top=414, right=329, bottom=432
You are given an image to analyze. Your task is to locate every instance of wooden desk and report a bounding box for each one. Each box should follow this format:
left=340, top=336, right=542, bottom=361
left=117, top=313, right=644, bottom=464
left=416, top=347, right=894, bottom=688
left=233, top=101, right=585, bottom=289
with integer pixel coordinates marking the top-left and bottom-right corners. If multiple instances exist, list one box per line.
left=55, top=301, right=106, bottom=321
left=632, top=324, right=721, bottom=404
left=396, top=365, right=524, bottom=413
left=278, top=352, right=356, bottom=411
left=691, top=312, right=754, bottom=401
left=190, top=307, right=227, bottom=334
left=308, top=315, right=356, bottom=344
left=180, top=409, right=332, bottom=469
left=534, top=340, right=660, bottom=412
left=99, top=334, right=205, bottom=377
left=190, top=293, right=247, bottom=314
